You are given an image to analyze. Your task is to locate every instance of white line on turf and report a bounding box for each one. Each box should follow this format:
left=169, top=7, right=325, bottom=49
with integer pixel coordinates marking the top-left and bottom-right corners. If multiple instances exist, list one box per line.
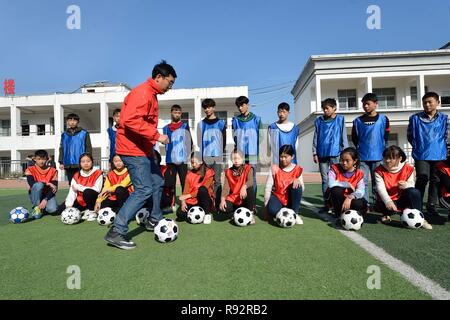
left=301, top=199, right=450, bottom=300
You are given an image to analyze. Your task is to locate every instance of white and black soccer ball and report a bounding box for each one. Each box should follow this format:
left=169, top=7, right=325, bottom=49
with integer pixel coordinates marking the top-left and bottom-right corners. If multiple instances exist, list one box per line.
left=275, top=208, right=297, bottom=228
left=187, top=206, right=205, bottom=224
left=154, top=218, right=179, bottom=243
left=401, top=208, right=424, bottom=229
left=135, top=208, right=149, bottom=226
left=233, top=207, right=253, bottom=227
left=341, top=210, right=364, bottom=231
left=9, top=207, right=30, bottom=224
left=61, top=207, right=81, bottom=225
left=97, top=207, right=116, bottom=226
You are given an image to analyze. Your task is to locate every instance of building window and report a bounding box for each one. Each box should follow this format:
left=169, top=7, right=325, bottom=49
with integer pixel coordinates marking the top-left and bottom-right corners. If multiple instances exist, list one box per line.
left=37, top=124, right=46, bottom=136
left=217, top=111, right=227, bottom=120
left=373, top=88, right=396, bottom=108
left=441, top=91, right=450, bottom=108
left=21, top=120, right=29, bottom=136
left=410, top=87, right=418, bottom=107
left=181, top=112, right=189, bottom=124
left=0, top=120, right=10, bottom=136
left=338, top=89, right=357, bottom=110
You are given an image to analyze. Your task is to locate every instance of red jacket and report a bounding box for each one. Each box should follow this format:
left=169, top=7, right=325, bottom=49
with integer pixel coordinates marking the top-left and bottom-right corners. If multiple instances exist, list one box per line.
left=116, top=78, right=162, bottom=157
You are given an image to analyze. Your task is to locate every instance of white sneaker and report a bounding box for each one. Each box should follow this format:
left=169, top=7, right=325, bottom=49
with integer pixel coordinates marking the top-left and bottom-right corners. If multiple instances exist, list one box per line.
left=81, top=210, right=89, bottom=220
left=422, top=220, right=433, bottom=230
left=203, top=214, right=212, bottom=224
left=296, top=215, right=304, bottom=225
left=86, top=210, right=98, bottom=222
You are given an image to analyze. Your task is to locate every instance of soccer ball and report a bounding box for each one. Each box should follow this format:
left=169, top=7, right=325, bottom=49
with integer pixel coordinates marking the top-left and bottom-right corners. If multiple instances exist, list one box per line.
left=154, top=218, right=179, bottom=243
left=233, top=207, right=253, bottom=227
left=61, top=207, right=81, bottom=225
left=401, top=208, right=424, bottom=229
left=275, top=208, right=297, bottom=228
left=9, top=207, right=30, bottom=224
left=187, top=206, right=205, bottom=224
left=341, top=210, right=364, bottom=231
left=97, top=207, right=116, bottom=226
left=135, top=208, right=149, bottom=226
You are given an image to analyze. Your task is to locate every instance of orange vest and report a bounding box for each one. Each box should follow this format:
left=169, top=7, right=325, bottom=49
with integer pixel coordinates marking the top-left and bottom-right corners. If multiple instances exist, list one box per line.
left=185, top=167, right=215, bottom=206
left=27, top=166, right=58, bottom=194
left=73, top=169, right=103, bottom=207
left=106, top=169, right=133, bottom=201
left=374, top=163, right=414, bottom=201
left=272, top=164, right=303, bottom=206
left=329, top=164, right=364, bottom=197
left=436, top=161, right=450, bottom=197
left=225, top=164, right=251, bottom=205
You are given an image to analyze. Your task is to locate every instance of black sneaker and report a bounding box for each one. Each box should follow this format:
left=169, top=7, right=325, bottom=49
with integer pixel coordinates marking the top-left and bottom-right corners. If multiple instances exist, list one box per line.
left=104, top=227, right=136, bottom=250
left=144, top=219, right=158, bottom=231
left=426, top=204, right=440, bottom=216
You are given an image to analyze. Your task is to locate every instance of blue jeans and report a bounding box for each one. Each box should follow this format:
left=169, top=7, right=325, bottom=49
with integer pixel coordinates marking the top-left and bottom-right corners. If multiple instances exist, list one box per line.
left=360, top=160, right=382, bottom=203
left=29, top=182, right=58, bottom=213
left=114, top=155, right=164, bottom=235
left=318, top=156, right=340, bottom=201
left=267, top=186, right=303, bottom=217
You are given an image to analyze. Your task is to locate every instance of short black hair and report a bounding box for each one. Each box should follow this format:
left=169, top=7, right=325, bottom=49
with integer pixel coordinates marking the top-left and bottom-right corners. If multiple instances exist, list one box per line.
left=202, top=98, right=216, bottom=109
left=79, top=153, right=94, bottom=166
left=112, top=109, right=121, bottom=116
left=66, top=113, right=80, bottom=121
left=361, top=93, right=378, bottom=104
left=279, top=144, right=295, bottom=157
left=152, top=60, right=177, bottom=79
left=422, top=92, right=440, bottom=101
left=277, top=102, right=290, bottom=112
left=34, top=149, right=49, bottom=159
left=171, top=104, right=182, bottom=112
left=321, top=98, right=337, bottom=109
left=235, top=96, right=249, bottom=107
left=340, top=147, right=360, bottom=169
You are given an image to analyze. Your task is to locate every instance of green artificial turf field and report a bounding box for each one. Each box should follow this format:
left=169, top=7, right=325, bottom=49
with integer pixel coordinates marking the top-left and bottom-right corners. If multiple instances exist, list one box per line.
left=0, top=185, right=447, bottom=300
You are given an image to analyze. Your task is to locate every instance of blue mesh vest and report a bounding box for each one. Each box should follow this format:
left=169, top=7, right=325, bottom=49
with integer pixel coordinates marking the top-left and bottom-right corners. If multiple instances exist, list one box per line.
left=61, top=129, right=87, bottom=166
left=107, top=127, right=116, bottom=161
left=354, top=115, right=387, bottom=161
left=410, top=112, right=448, bottom=161
left=163, top=122, right=191, bottom=164
left=315, top=115, right=345, bottom=158
left=232, top=115, right=261, bottom=156
left=269, top=123, right=299, bottom=164
left=201, top=120, right=226, bottom=158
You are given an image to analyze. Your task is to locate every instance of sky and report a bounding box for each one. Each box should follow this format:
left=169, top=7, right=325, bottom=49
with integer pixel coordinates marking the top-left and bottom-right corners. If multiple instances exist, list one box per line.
left=0, top=0, right=449, bottom=123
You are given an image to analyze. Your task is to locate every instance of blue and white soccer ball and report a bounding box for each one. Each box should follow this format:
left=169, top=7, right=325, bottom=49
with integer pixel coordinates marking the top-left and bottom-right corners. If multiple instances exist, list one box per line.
left=154, top=218, right=179, bottom=243
left=9, top=207, right=30, bottom=224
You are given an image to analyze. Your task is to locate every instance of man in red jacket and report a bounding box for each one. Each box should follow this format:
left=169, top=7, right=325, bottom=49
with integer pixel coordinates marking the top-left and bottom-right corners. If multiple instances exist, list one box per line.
left=104, top=60, right=176, bottom=250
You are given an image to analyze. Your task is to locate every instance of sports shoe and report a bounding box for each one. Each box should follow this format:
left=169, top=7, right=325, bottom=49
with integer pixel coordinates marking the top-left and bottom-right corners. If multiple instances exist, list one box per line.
left=162, top=206, right=176, bottom=214
left=295, top=215, right=304, bottom=225
left=381, top=216, right=391, bottom=224
left=203, top=214, right=212, bottom=224
left=426, top=204, right=439, bottom=216
left=318, top=207, right=329, bottom=214
left=104, top=227, right=136, bottom=250
left=144, top=218, right=158, bottom=231
left=86, top=210, right=98, bottom=222
left=81, top=210, right=89, bottom=220
left=32, top=206, right=42, bottom=219
left=422, top=220, right=433, bottom=230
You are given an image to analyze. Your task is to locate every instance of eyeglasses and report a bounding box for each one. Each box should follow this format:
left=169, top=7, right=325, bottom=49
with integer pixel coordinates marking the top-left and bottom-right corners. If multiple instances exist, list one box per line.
left=164, top=77, right=175, bottom=88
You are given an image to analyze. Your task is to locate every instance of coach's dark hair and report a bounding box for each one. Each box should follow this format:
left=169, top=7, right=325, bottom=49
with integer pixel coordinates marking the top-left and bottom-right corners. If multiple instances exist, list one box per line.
left=361, top=93, right=378, bottom=104
left=383, top=146, right=407, bottom=163
left=279, top=144, right=295, bottom=157
left=321, top=98, right=337, bottom=109
left=66, top=113, right=80, bottom=121
left=235, top=96, right=249, bottom=107
left=171, top=104, right=182, bottom=112
left=202, top=98, right=216, bottom=109
left=422, top=91, right=440, bottom=101
left=112, top=109, right=121, bottom=116
left=34, top=149, right=49, bottom=159
left=340, top=147, right=360, bottom=169
left=152, top=60, right=177, bottom=79
left=277, top=102, right=290, bottom=112
left=79, top=153, right=94, bottom=166
left=190, top=152, right=207, bottom=183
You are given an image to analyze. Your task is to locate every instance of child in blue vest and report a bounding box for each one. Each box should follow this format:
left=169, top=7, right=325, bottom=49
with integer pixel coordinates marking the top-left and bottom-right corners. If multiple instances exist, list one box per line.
left=351, top=93, right=390, bottom=205
left=313, top=98, right=348, bottom=212
left=232, top=96, right=261, bottom=202
left=197, top=98, right=227, bottom=210
left=107, top=109, right=120, bottom=163
left=408, top=92, right=449, bottom=216
left=58, top=113, right=92, bottom=183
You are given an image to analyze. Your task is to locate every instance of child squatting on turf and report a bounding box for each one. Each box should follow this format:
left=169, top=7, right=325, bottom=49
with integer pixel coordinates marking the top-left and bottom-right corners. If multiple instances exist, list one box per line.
left=264, top=145, right=304, bottom=225
left=219, top=148, right=256, bottom=224
left=374, top=146, right=432, bottom=230
left=434, top=156, right=450, bottom=222
left=326, top=147, right=367, bottom=219
left=94, top=154, right=133, bottom=214
left=63, top=153, right=103, bottom=221
left=25, top=149, right=59, bottom=219
left=177, top=152, right=215, bottom=224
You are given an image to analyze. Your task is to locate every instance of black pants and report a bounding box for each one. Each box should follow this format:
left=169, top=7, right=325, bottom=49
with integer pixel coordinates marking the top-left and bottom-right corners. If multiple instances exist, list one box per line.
left=415, top=160, right=440, bottom=207
left=219, top=187, right=255, bottom=214
left=65, top=167, right=79, bottom=184
left=165, top=163, right=188, bottom=194
left=176, top=186, right=212, bottom=220
left=100, top=186, right=130, bottom=212
left=59, top=189, right=99, bottom=212
left=328, top=186, right=367, bottom=215
left=375, top=188, right=422, bottom=216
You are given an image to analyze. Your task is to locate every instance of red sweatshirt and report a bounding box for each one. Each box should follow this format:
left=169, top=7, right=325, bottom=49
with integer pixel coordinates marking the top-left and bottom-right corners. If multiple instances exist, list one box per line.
left=116, top=78, right=162, bottom=156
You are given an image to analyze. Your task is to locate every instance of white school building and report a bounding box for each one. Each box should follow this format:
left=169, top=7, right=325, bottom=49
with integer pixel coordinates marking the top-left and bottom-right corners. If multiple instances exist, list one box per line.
left=292, top=44, right=450, bottom=172
left=0, top=82, right=248, bottom=180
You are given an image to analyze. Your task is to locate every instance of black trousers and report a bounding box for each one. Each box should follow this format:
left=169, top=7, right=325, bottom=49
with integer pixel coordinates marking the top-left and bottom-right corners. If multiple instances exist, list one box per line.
left=165, top=163, right=188, bottom=194
left=327, top=186, right=367, bottom=215
left=59, top=189, right=99, bottom=212
left=375, top=188, right=423, bottom=216
left=65, top=167, right=79, bottom=184
left=176, top=186, right=212, bottom=220
left=100, top=186, right=130, bottom=212
left=219, top=187, right=255, bottom=214
left=415, top=160, right=440, bottom=207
